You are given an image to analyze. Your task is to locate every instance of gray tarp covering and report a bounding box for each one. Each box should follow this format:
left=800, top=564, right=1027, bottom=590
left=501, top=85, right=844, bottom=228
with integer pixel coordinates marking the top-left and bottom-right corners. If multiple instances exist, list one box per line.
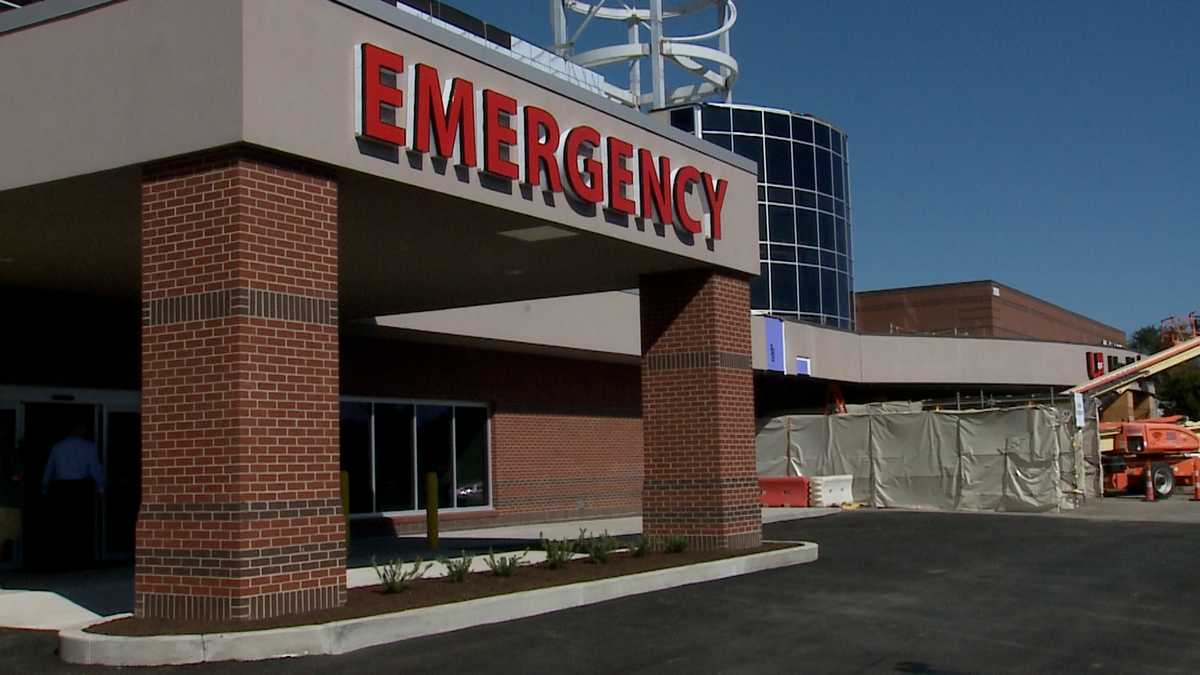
left=756, top=406, right=1098, bottom=512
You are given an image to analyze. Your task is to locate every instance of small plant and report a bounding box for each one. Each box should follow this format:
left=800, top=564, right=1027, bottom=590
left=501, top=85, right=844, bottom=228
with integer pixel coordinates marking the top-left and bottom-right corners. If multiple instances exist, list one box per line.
left=440, top=551, right=474, bottom=583
left=664, top=536, right=689, bottom=554
left=372, top=556, right=432, bottom=594
left=485, top=548, right=528, bottom=577
left=583, top=530, right=619, bottom=564
left=631, top=536, right=651, bottom=558
left=540, top=531, right=577, bottom=569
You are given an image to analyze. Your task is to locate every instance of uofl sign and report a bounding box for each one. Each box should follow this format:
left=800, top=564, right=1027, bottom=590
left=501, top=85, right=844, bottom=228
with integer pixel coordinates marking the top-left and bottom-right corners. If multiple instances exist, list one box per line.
left=355, top=43, right=729, bottom=241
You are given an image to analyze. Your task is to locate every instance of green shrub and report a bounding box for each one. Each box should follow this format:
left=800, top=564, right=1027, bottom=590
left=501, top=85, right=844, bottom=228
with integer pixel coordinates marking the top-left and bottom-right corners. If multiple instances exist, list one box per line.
left=485, top=548, right=528, bottom=577
left=540, top=531, right=577, bottom=569
left=665, top=536, right=688, bottom=554
left=631, top=536, right=651, bottom=558
left=440, top=551, right=474, bottom=583
left=583, top=530, right=619, bottom=564
left=372, top=556, right=432, bottom=593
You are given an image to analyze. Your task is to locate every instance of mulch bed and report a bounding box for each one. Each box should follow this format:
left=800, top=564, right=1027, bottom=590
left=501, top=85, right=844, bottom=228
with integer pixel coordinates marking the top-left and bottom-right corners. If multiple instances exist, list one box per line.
left=89, top=543, right=797, bottom=636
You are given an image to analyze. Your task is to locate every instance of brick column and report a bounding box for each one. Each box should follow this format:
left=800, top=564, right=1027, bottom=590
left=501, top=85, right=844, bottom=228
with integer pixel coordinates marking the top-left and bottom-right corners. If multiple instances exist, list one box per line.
left=639, top=270, right=761, bottom=550
left=138, top=151, right=345, bottom=620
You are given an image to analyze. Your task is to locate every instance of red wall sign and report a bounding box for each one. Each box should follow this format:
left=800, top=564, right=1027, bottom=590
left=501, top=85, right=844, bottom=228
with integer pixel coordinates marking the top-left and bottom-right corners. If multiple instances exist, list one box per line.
left=355, top=43, right=729, bottom=241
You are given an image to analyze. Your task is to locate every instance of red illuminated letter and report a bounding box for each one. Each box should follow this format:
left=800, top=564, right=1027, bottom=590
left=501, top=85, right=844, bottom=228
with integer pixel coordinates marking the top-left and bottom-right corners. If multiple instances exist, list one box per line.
left=638, top=150, right=672, bottom=225
left=605, top=137, right=636, bottom=215
left=561, top=126, right=603, bottom=204
left=522, top=106, right=562, bottom=192
left=409, top=63, right=477, bottom=166
left=357, top=44, right=405, bottom=146
left=701, top=172, right=728, bottom=240
left=482, top=89, right=519, bottom=179
left=673, top=165, right=703, bottom=234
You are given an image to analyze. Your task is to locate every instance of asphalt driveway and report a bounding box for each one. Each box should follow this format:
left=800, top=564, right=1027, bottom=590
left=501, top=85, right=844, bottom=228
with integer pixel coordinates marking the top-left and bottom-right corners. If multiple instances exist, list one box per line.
left=8, top=510, right=1200, bottom=673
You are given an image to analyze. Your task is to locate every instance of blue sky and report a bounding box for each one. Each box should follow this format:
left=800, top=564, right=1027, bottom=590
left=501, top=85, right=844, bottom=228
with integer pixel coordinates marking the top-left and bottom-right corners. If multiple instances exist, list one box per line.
left=444, top=1, right=1198, bottom=335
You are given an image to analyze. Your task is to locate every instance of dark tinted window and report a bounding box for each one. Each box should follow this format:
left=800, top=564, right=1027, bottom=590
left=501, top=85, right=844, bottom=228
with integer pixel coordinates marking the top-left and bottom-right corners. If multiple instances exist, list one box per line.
left=760, top=243, right=769, bottom=259
left=815, top=148, right=833, bottom=194
left=838, top=273, right=851, bottom=317
left=758, top=204, right=768, bottom=240
left=764, top=138, right=792, bottom=185
left=814, top=122, right=831, bottom=148
left=703, top=132, right=732, bottom=150
left=836, top=253, right=849, bottom=271
left=820, top=250, right=837, bottom=268
left=835, top=217, right=847, bottom=253
left=701, top=105, right=731, bottom=131
left=750, top=265, right=770, bottom=309
left=830, top=128, right=842, bottom=155
left=416, top=405, right=454, bottom=510
left=821, top=269, right=838, bottom=316
left=818, top=194, right=834, bottom=213
left=670, top=107, right=695, bottom=133
left=375, top=403, right=415, bottom=512
left=796, top=190, right=816, bottom=208
left=769, top=244, right=797, bottom=262
left=799, top=265, right=821, bottom=313
left=799, top=247, right=819, bottom=265
left=758, top=185, right=766, bottom=201
left=770, top=264, right=798, bottom=312
left=733, top=135, right=764, bottom=181
left=765, top=112, right=791, bottom=137
left=796, top=209, right=818, bottom=246
left=792, top=143, right=816, bottom=190
left=767, top=186, right=792, bottom=204
left=454, top=407, right=489, bottom=507
left=732, top=108, right=763, bottom=133
left=791, top=116, right=814, bottom=143
left=767, top=205, right=794, bottom=243
left=819, top=212, right=835, bottom=250
left=340, top=402, right=373, bottom=514
left=833, top=155, right=845, bottom=200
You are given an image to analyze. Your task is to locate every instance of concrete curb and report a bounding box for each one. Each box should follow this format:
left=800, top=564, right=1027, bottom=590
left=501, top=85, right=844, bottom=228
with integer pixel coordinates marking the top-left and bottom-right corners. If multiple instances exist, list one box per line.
left=60, top=542, right=817, bottom=666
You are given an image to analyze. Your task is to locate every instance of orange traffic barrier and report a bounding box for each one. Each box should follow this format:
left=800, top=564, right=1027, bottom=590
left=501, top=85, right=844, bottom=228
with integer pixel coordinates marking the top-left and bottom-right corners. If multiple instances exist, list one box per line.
left=1144, top=461, right=1156, bottom=502
left=759, top=476, right=810, bottom=508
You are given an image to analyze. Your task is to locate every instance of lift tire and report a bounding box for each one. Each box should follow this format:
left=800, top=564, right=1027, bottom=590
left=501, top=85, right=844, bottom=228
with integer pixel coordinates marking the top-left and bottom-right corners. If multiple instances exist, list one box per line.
left=1151, top=462, right=1175, bottom=499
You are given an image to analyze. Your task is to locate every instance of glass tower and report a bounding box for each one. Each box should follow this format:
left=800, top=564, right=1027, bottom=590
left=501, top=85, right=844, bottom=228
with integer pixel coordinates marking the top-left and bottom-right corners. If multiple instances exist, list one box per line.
left=667, top=103, right=854, bottom=329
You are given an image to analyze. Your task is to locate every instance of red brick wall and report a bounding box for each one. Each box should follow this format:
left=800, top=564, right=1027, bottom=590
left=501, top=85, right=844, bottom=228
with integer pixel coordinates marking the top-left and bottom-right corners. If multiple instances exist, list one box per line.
left=639, top=270, right=761, bottom=550
left=341, top=338, right=643, bottom=533
left=138, top=151, right=345, bottom=620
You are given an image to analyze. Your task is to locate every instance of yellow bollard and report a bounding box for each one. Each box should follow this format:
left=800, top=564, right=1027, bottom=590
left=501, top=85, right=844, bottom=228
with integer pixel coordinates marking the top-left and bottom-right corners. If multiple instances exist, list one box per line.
left=425, top=472, right=439, bottom=552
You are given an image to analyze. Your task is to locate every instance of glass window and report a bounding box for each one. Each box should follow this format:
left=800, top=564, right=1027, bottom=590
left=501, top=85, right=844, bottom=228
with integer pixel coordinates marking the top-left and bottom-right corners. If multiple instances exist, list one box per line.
left=821, top=268, right=838, bottom=316
left=822, top=315, right=839, bottom=327
left=701, top=105, right=731, bottom=132
left=731, top=107, right=763, bottom=133
left=766, top=186, right=792, bottom=204
left=814, top=122, right=831, bottom=148
left=769, top=264, right=798, bottom=312
left=670, top=107, right=695, bottom=133
left=799, top=265, right=821, bottom=313
left=818, top=194, right=834, bottom=214
left=750, top=263, right=770, bottom=309
left=815, top=148, right=833, bottom=195
left=375, top=403, right=415, bottom=512
left=764, top=138, right=792, bottom=186
left=765, top=112, right=790, bottom=138
left=796, top=208, right=818, bottom=246
left=835, top=217, right=848, bottom=254
left=836, top=253, right=848, bottom=272
left=769, top=244, right=797, bottom=262
left=702, top=132, right=732, bottom=150
left=416, top=405, right=454, bottom=510
left=838, top=272, right=852, bottom=318
left=792, top=143, right=815, bottom=190
left=340, top=402, right=373, bottom=514
left=767, top=205, right=794, bottom=243
left=830, top=128, right=842, bottom=156
left=759, top=243, right=769, bottom=259
left=835, top=200, right=845, bottom=218
left=791, top=116, right=813, bottom=143
left=798, top=313, right=821, bottom=324
left=833, top=155, right=844, bottom=200
left=758, top=204, right=768, bottom=241
left=454, top=407, right=489, bottom=508
left=796, top=190, right=816, bottom=208
left=732, top=135, right=764, bottom=181
left=818, top=212, right=835, bottom=251
left=798, top=247, right=819, bottom=265
left=757, top=185, right=766, bottom=201
left=820, top=250, right=837, bottom=268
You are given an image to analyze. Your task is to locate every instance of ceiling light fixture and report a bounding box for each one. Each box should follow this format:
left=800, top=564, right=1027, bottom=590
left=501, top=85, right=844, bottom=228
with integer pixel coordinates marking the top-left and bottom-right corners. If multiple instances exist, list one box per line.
left=497, top=225, right=578, bottom=242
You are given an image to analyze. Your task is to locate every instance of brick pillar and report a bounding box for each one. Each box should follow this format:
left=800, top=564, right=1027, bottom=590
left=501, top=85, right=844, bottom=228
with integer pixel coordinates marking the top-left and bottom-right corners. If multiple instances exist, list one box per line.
left=639, top=270, right=761, bottom=550
left=138, top=151, right=345, bottom=620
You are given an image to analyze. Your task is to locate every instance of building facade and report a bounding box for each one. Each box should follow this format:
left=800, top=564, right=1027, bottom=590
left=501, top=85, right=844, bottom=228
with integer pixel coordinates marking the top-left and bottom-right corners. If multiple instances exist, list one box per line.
left=856, top=281, right=1126, bottom=346
left=665, top=103, right=855, bottom=329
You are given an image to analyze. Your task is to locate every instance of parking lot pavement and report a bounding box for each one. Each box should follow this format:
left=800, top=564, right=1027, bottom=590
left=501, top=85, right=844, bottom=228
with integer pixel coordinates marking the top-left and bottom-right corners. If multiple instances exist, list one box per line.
left=8, top=509, right=1200, bottom=673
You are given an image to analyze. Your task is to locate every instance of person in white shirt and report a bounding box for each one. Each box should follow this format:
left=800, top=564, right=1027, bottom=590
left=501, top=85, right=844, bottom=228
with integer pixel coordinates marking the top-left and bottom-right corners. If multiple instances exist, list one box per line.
left=40, top=423, right=104, bottom=569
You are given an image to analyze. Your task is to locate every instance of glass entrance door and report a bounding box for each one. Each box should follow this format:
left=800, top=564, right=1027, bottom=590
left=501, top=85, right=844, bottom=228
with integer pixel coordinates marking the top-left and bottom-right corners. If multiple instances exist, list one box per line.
left=102, top=411, right=139, bottom=559
left=21, top=402, right=100, bottom=569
